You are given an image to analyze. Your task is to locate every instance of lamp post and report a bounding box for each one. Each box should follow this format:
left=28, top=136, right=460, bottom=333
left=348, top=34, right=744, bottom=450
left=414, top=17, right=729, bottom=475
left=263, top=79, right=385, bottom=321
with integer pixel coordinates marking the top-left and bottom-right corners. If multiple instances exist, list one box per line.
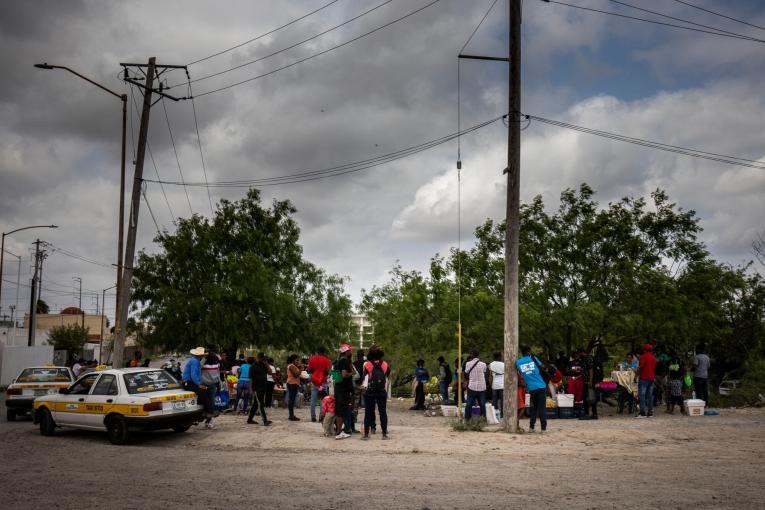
left=34, top=63, right=127, bottom=359
left=0, top=225, right=58, bottom=321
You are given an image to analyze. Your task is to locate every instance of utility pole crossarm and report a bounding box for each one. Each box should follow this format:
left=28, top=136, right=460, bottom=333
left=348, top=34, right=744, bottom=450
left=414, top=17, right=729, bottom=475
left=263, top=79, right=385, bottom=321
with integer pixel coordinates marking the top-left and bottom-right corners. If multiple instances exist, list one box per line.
left=458, top=54, right=510, bottom=62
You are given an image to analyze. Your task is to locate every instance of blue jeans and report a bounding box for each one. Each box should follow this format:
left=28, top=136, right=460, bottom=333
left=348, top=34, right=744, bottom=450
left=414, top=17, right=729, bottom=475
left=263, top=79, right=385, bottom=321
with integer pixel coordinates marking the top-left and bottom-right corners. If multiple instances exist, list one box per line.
left=287, top=383, right=299, bottom=418
left=233, top=380, right=250, bottom=412
left=465, top=389, right=487, bottom=421
left=439, top=381, right=449, bottom=403
left=310, top=385, right=320, bottom=420
left=639, top=379, right=654, bottom=416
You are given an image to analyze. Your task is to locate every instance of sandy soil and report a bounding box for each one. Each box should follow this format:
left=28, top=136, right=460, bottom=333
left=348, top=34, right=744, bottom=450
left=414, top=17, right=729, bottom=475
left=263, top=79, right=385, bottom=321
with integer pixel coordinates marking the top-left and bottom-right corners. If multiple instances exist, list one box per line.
left=0, top=399, right=763, bottom=509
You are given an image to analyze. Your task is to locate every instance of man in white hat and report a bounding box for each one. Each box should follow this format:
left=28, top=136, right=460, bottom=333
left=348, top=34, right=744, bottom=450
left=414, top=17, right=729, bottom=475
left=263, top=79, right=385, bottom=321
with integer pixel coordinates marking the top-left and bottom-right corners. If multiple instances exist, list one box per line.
left=183, top=347, right=210, bottom=421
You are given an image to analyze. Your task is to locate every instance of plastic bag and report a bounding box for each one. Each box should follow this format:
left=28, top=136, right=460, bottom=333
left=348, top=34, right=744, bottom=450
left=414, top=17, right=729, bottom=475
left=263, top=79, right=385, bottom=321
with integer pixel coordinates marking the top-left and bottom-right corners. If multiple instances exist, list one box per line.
left=214, top=388, right=229, bottom=410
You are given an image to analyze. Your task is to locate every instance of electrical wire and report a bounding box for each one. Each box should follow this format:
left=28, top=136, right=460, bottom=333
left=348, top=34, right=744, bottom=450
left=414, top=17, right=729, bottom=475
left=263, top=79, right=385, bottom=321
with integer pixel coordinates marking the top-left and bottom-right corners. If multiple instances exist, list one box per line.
left=194, top=0, right=442, bottom=98
left=161, top=98, right=194, bottom=215
left=129, top=84, right=176, bottom=222
left=671, top=0, right=765, bottom=32
left=42, top=242, right=114, bottom=269
left=187, top=80, right=215, bottom=214
left=141, top=184, right=163, bottom=236
left=187, top=0, right=343, bottom=66
left=540, top=0, right=765, bottom=43
left=182, top=0, right=393, bottom=87
left=526, top=114, right=765, bottom=171
left=143, top=114, right=504, bottom=188
left=607, top=0, right=765, bottom=42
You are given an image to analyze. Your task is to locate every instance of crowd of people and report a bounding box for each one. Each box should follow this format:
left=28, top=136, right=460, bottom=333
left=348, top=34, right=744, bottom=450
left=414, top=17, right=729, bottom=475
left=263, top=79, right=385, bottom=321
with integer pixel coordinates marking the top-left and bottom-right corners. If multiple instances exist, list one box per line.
left=177, top=343, right=393, bottom=440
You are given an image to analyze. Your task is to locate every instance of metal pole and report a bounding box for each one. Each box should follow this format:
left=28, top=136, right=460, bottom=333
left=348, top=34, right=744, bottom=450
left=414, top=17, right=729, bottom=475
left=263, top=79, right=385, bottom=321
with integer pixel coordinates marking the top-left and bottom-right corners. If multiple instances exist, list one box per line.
left=115, top=57, right=156, bottom=369
left=502, top=0, right=522, bottom=433
left=13, top=254, right=20, bottom=344
left=116, top=94, right=127, bottom=350
left=0, top=233, right=5, bottom=309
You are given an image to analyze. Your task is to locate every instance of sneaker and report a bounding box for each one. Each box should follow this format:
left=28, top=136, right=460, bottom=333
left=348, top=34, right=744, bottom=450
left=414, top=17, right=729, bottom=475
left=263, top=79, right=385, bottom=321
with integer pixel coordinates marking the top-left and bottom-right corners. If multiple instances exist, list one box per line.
left=647, top=413, right=654, bottom=418
left=206, top=419, right=215, bottom=429
left=246, top=420, right=257, bottom=425
left=263, top=420, right=273, bottom=426
left=288, top=416, right=300, bottom=421
left=351, top=428, right=361, bottom=434
left=382, top=434, right=390, bottom=440
left=635, top=414, right=646, bottom=419
left=335, top=432, right=351, bottom=440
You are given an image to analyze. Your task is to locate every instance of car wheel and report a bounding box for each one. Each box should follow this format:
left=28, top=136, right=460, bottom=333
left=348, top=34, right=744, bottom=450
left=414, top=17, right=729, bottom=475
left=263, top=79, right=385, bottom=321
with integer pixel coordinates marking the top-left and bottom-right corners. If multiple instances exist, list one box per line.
left=38, top=408, right=56, bottom=436
left=6, top=409, right=16, bottom=422
left=172, top=425, right=191, bottom=433
left=105, top=415, right=130, bottom=445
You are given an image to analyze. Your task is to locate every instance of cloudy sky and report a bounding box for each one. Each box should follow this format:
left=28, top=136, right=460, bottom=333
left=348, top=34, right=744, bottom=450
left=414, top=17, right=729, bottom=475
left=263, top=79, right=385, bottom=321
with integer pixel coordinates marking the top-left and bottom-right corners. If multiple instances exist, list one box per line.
left=1, top=0, right=764, bottom=324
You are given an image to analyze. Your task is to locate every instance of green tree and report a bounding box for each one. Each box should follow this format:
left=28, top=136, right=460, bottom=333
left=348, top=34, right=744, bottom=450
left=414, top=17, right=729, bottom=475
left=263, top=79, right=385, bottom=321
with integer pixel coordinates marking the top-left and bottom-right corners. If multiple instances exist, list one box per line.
left=48, top=323, right=87, bottom=356
left=36, top=299, right=49, bottom=314
left=132, top=189, right=352, bottom=355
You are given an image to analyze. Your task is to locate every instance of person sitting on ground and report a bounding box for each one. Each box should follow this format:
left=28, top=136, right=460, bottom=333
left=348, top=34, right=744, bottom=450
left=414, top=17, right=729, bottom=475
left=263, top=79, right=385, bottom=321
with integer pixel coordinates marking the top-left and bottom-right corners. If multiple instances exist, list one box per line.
left=410, top=359, right=429, bottom=411
left=516, top=346, right=549, bottom=433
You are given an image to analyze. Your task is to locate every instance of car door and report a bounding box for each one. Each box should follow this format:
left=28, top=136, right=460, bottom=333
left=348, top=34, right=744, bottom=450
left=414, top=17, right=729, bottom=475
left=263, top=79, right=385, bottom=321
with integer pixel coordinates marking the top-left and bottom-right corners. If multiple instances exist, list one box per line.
left=80, top=374, right=119, bottom=429
left=55, top=373, right=100, bottom=426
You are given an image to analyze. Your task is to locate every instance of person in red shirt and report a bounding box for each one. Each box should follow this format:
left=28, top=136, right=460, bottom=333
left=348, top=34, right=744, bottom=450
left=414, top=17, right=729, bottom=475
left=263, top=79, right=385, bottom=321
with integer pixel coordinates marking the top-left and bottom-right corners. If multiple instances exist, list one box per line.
left=637, top=343, right=657, bottom=418
left=307, top=347, right=332, bottom=422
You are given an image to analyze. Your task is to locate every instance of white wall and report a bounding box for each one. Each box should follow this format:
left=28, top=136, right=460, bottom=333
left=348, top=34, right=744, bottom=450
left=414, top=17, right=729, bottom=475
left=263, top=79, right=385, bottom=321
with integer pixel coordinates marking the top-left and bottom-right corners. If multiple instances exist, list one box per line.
left=0, top=327, right=49, bottom=347
left=0, top=345, right=55, bottom=386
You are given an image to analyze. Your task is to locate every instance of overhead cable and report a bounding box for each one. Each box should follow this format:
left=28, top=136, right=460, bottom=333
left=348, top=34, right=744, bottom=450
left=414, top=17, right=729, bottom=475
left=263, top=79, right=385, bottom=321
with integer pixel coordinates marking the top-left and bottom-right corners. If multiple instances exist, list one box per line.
left=540, top=0, right=765, bottom=43
left=143, top=114, right=505, bottom=187
left=671, top=0, right=765, bottom=32
left=526, top=114, right=765, bottom=171
left=187, top=0, right=343, bottom=66
left=182, top=0, right=393, bottom=86
left=161, top=98, right=194, bottom=215
left=194, top=0, right=442, bottom=98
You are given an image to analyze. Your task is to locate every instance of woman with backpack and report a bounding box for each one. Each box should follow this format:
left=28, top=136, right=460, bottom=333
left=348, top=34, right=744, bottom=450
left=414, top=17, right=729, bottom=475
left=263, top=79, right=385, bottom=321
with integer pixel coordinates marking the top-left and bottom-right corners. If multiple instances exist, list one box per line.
left=362, top=345, right=390, bottom=440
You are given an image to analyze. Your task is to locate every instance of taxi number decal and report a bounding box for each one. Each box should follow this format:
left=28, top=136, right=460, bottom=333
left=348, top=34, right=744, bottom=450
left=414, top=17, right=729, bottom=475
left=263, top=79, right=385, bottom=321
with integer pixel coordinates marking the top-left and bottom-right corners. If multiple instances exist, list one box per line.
left=85, top=404, right=104, bottom=412
left=65, top=403, right=78, bottom=410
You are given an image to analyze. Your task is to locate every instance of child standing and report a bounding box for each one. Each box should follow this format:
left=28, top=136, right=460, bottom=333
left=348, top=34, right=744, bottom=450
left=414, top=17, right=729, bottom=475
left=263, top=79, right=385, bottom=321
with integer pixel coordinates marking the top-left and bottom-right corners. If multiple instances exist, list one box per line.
left=667, top=366, right=684, bottom=415
left=320, top=394, right=336, bottom=437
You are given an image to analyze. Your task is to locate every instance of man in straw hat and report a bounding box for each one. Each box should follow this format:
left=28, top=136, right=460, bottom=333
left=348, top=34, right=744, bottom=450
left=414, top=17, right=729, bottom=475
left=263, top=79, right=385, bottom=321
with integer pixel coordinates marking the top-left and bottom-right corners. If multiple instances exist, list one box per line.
left=183, top=347, right=212, bottom=424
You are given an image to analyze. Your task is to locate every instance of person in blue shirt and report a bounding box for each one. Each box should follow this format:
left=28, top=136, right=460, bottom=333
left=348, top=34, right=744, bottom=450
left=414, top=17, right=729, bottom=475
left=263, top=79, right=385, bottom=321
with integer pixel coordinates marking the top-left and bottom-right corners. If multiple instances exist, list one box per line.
left=182, top=347, right=209, bottom=416
left=516, top=345, right=549, bottom=432
left=410, top=359, right=429, bottom=411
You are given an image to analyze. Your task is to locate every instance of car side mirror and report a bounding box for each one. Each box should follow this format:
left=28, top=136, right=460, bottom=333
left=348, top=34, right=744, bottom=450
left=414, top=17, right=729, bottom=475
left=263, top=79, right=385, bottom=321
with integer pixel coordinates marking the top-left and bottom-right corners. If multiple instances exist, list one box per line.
left=59, top=387, right=70, bottom=394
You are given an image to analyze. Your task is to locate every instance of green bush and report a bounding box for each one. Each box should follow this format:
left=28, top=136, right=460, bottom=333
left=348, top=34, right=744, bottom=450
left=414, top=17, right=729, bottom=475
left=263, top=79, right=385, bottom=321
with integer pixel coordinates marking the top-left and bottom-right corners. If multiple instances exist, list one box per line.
left=717, top=359, right=765, bottom=407
left=451, top=417, right=488, bottom=432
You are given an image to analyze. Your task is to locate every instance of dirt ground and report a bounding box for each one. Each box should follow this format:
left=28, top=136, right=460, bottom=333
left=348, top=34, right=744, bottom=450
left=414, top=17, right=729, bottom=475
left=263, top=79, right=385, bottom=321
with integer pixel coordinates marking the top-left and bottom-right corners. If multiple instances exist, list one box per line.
left=0, top=399, right=763, bottom=510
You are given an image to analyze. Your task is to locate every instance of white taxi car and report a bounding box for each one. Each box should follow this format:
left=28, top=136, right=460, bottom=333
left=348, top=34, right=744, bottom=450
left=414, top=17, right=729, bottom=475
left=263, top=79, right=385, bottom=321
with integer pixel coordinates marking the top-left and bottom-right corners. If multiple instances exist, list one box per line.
left=5, top=366, right=74, bottom=421
left=33, top=368, right=203, bottom=444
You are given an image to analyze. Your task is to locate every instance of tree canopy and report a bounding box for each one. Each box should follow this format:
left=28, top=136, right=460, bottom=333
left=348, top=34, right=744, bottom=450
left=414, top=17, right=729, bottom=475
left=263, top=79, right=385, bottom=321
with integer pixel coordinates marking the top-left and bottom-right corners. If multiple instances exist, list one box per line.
left=131, top=189, right=352, bottom=355
left=361, top=184, right=764, bottom=385
left=48, top=323, right=87, bottom=357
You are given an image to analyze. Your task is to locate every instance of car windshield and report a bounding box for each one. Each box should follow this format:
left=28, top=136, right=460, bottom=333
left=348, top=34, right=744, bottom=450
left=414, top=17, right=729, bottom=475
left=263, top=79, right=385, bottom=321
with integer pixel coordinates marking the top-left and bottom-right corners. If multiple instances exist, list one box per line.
left=16, top=368, right=71, bottom=383
left=123, top=371, right=181, bottom=394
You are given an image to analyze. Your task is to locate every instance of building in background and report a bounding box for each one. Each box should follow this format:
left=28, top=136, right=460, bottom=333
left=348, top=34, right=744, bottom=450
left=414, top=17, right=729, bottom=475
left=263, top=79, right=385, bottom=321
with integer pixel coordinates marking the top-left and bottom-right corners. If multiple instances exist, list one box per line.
left=23, top=307, right=111, bottom=345
left=350, top=314, right=374, bottom=349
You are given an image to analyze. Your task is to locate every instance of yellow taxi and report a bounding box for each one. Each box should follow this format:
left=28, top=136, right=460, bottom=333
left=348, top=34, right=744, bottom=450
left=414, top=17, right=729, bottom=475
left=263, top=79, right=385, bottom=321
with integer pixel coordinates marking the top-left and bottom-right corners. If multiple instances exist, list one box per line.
left=33, top=367, right=203, bottom=444
left=5, top=366, right=74, bottom=421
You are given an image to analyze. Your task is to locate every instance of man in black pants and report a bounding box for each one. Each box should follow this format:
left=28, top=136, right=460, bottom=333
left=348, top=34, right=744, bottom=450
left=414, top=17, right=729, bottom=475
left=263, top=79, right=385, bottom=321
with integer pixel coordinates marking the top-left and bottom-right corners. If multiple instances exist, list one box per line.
left=247, top=353, right=272, bottom=426
left=516, top=346, right=549, bottom=432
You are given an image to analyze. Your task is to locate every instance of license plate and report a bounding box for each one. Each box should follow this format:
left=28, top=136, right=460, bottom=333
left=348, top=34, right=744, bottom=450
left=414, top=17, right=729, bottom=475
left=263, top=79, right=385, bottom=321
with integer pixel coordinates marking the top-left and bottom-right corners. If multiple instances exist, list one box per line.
left=172, top=401, right=186, bottom=411
left=34, top=389, right=47, bottom=396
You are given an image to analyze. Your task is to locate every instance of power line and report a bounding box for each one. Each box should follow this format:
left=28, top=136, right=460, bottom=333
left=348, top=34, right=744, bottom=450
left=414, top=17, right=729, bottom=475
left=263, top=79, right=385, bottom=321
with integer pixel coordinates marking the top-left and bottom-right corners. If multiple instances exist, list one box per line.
left=194, top=0, right=442, bottom=98
left=607, top=0, right=764, bottom=42
left=141, top=184, right=163, bottom=236
left=187, top=80, right=215, bottom=215
left=525, top=114, right=765, bottom=171
left=671, top=0, right=765, bottom=32
left=460, top=0, right=501, bottom=53
left=161, top=98, right=194, bottom=215
left=540, top=0, right=765, bottom=43
left=183, top=0, right=393, bottom=87
left=143, top=114, right=505, bottom=188
left=129, top=84, right=176, bottom=222
left=187, top=0, right=343, bottom=66
left=43, top=242, right=114, bottom=269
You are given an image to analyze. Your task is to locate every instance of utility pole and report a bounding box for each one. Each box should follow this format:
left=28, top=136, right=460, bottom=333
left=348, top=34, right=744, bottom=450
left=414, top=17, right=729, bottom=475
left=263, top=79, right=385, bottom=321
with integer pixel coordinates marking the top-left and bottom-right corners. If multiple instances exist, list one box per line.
left=113, top=57, right=187, bottom=368
left=28, top=239, right=42, bottom=346
left=457, top=1, right=521, bottom=432
left=501, top=0, right=522, bottom=433
left=37, top=248, right=48, bottom=300
left=73, top=276, right=83, bottom=330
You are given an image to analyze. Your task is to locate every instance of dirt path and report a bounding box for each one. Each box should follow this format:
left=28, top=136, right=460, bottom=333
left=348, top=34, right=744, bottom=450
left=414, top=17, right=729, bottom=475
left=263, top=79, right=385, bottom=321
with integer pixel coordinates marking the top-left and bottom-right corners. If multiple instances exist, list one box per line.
left=0, top=401, right=763, bottom=509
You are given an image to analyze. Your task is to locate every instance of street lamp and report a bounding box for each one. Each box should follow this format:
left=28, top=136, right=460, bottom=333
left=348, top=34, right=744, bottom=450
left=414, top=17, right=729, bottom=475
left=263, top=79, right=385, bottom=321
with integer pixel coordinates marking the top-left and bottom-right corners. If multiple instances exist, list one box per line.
left=34, top=62, right=128, bottom=356
left=0, top=225, right=58, bottom=311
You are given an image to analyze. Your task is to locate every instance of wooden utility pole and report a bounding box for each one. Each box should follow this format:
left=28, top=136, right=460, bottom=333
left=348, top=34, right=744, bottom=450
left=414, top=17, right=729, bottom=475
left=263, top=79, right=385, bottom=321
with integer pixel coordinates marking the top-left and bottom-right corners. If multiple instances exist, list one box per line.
left=502, top=0, right=522, bottom=433
left=113, top=58, right=187, bottom=368
left=27, top=239, right=41, bottom=346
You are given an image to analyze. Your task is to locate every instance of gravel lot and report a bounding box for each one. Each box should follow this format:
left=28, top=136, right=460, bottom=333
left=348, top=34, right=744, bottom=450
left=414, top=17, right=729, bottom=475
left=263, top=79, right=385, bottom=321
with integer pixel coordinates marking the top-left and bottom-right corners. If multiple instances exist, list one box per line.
left=1, top=399, right=763, bottom=509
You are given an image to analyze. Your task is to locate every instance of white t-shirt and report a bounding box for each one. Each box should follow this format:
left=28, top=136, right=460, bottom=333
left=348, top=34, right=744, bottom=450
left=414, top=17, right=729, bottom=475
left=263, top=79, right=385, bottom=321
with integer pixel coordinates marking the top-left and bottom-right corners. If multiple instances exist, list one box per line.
left=489, top=361, right=505, bottom=390
left=72, top=363, right=82, bottom=377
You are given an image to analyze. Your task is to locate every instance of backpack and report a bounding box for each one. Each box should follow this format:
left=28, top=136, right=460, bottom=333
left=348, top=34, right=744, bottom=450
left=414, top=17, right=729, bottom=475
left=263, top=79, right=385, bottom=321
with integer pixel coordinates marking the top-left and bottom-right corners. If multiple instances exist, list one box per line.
left=367, top=361, right=388, bottom=394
